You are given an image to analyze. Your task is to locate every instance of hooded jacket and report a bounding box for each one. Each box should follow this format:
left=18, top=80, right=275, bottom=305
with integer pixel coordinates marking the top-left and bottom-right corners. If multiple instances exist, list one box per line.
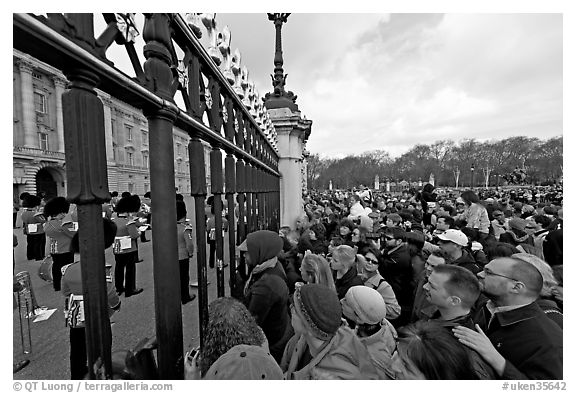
left=282, top=326, right=380, bottom=380
left=243, top=231, right=293, bottom=360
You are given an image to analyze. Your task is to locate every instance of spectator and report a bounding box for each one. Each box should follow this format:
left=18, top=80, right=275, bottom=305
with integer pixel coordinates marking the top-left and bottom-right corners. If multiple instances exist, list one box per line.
left=330, top=245, right=363, bottom=300
left=543, top=211, right=562, bottom=266
left=393, top=321, right=479, bottom=379
left=281, top=284, right=379, bottom=379
left=499, top=217, right=534, bottom=248
left=484, top=242, right=519, bottom=261
left=423, top=264, right=496, bottom=379
left=490, top=210, right=507, bottom=240
left=341, top=286, right=397, bottom=379
left=437, top=229, right=481, bottom=275
left=454, top=257, right=563, bottom=379
left=240, top=230, right=294, bottom=362
left=510, top=253, right=562, bottom=328
left=202, top=345, right=283, bottom=380
left=298, top=223, right=328, bottom=256
left=458, top=190, right=490, bottom=244
left=184, top=297, right=269, bottom=379
left=299, top=251, right=336, bottom=292
left=525, top=215, right=551, bottom=260
left=411, top=249, right=449, bottom=322
left=356, top=248, right=400, bottom=320
left=384, top=213, right=403, bottom=228
left=379, top=227, right=414, bottom=327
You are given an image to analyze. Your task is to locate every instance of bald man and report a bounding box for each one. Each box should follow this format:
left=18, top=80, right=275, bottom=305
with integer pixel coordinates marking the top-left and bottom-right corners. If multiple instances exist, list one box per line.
left=453, top=257, right=563, bottom=380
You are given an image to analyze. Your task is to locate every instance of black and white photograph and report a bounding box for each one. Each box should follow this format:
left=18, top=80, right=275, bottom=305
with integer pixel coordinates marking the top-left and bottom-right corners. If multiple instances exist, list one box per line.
left=7, top=2, right=570, bottom=388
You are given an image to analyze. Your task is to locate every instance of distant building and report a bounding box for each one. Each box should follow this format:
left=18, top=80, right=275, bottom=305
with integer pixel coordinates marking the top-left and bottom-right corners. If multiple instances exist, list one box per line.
left=13, top=49, right=212, bottom=201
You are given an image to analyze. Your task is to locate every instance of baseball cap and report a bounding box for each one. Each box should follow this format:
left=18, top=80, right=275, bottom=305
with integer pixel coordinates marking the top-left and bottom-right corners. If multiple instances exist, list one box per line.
left=204, top=344, right=283, bottom=380
left=436, top=229, right=468, bottom=247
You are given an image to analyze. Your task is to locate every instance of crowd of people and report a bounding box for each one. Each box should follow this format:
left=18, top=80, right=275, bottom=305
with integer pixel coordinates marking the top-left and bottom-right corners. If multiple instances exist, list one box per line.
left=14, top=182, right=563, bottom=380
left=185, top=183, right=563, bottom=380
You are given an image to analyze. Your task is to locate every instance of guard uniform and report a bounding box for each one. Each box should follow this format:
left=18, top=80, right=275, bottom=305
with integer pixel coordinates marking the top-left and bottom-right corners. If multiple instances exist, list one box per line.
left=44, top=214, right=76, bottom=291
left=112, top=214, right=140, bottom=296
left=21, top=208, right=46, bottom=261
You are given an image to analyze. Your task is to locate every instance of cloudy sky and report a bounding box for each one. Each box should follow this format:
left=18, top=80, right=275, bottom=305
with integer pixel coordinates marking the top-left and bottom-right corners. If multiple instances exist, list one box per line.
left=96, top=10, right=563, bottom=159
left=214, top=13, right=563, bottom=159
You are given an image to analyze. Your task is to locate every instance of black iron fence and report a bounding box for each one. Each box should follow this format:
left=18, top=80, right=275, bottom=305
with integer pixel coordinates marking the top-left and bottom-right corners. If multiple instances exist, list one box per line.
left=14, top=13, right=280, bottom=379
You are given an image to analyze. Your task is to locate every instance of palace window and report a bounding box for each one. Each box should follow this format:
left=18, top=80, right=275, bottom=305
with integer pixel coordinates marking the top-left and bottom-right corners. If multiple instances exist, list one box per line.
left=142, top=130, right=148, bottom=146
left=111, top=119, right=116, bottom=139
left=127, top=151, right=134, bottom=166
left=34, top=92, right=46, bottom=113
left=38, top=133, right=48, bottom=150
left=142, top=152, right=149, bottom=168
left=125, top=125, right=133, bottom=142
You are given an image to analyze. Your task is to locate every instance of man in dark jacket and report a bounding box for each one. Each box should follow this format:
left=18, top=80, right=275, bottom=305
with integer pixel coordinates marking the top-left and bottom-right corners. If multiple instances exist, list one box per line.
left=453, top=257, right=563, bottom=380
left=378, top=227, right=414, bottom=328
left=437, top=229, right=481, bottom=275
left=240, top=230, right=294, bottom=363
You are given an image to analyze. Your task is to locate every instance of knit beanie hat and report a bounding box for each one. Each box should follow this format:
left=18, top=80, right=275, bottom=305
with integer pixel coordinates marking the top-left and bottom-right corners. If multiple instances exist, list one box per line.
left=509, top=217, right=527, bottom=232
left=341, top=286, right=387, bottom=325
left=293, top=284, right=342, bottom=340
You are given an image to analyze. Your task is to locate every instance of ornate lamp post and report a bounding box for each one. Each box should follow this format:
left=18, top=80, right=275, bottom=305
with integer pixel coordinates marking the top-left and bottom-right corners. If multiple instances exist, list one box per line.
left=470, top=163, right=475, bottom=189
left=263, top=13, right=298, bottom=110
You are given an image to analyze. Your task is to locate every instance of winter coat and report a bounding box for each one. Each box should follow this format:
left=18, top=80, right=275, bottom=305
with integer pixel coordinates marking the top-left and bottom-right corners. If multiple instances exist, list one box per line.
left=379, top=244, right=414, bottom=310
left=473, top=301, right=563, bottom=380
left=461, top=203, right=490, bottom=234
left=452, top=249, right=482, bottom=275
left=363, top=273, right=401, bottom=320
left=282, top=326, right=380, bottom=380
left=244, top=261, right=293, bottom=354
left=334, top=265, right=364, bottom=300
left=357, top=321, right=397, bottom=379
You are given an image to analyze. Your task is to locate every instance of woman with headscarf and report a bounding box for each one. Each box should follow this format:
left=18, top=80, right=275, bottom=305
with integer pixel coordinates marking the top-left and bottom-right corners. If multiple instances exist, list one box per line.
left=281, top=284, right=379, bottom=379
left=239, top=230, right=294, bottom=362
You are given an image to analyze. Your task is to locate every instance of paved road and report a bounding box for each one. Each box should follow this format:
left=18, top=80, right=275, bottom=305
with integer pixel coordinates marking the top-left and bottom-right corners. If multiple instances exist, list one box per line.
left=13, top=219, right=233, bottom=380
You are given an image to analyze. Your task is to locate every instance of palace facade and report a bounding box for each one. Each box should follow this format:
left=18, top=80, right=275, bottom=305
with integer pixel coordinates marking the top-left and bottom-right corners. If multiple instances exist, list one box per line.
left=13, top=49, right=211, bottom=202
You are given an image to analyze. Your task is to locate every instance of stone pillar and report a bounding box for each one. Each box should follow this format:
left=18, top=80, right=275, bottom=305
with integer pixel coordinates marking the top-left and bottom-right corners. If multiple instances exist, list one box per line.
left=53, top=76, right=67, bottom=152
left=269, top=108, right=312, bottom=229
left=18, top=60, right=37, bottom=148
left=100, top=94, right=115, bottom=164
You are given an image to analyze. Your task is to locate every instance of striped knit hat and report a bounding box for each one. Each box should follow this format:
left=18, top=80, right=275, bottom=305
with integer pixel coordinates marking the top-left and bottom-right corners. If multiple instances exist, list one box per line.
left=293, top=284, right=342, bottom=340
